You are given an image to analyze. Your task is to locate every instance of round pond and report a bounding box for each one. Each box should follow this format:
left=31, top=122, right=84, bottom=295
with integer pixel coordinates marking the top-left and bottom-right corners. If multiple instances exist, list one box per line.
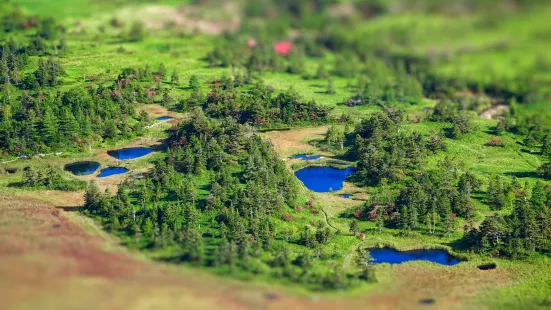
left=294, top=167, right=355, bottom=192
left=65, top=161, right=100, bottom=176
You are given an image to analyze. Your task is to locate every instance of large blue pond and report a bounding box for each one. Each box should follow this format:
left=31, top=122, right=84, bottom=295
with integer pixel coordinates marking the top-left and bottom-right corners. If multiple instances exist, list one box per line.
left=65, top=161, right=100, bottom=176
left=97, top=167, right=129, bottom=178
left=291, top=154, right=322, bottom=160
left=107, top=147, right=153, bottom=160
left=368, top=248, right=460, bottom=266
left=156, top=116, right=171, bottom=121
left=294, top=167, right=355, bottom=192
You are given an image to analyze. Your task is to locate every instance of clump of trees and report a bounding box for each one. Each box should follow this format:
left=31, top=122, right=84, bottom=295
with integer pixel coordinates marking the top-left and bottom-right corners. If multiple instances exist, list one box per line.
left=353, top=107, right=429, bottom=186
left=429, top=101, right=475, bottom=139
left=0, top=65, right=168, bottom=155
left=178, top=75, right=333, bottom=128
left=355, top=160, right=479, bottom=237
left=465, top=181, right=551, bottom=258
left=83, top=109, right=375, bottom=290
left=16, top=165, right=87, bottom=191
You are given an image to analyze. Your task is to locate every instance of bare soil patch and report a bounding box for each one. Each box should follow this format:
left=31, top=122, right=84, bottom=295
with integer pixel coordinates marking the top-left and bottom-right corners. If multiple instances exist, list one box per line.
left=118, top=4, right=241, bottom=35
left=480, top=104, right=508, bottom=119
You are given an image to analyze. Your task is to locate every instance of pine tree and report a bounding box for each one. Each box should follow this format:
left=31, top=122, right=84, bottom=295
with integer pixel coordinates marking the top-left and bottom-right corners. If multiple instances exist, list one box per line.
left=488, top=176, right=505, bottom=210
left=189, top=75, right=201, bottom=90
left=326, top=79, right=335, bottom=94
left=530, top=181, right=547, bottom=210
left=0, top=51, right=9, bottom=85
left=399, top=206, right=410, bottom=231
left=171, top=68, right=179, bottom=86
left=443, top=212, right=456, bottom=238
left=59, top=108, right=80, bottom=139
left=84, top=181, right=102, bottom=214
left=375, top=207, right=384, bottom=232
left=316, top=63, right=328, bottom=79
left=162, top=89, right=172, bottom=106
left=158, top=63, right=166, bottom=79
left=542, top=134, right=551, bottom=159
left=36, top=58, right=48, bottom=86
left=129, top=21, right=145, bottom=41
left=40, top=108, right=57, bottom=145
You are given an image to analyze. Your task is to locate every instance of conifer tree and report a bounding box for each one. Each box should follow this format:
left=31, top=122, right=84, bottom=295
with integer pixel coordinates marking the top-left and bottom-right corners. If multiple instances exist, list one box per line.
left=171, top=68, right=179, bottom=86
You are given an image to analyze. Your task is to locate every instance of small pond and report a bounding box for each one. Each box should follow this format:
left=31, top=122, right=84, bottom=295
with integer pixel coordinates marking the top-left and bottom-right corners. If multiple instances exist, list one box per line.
left=97, top=167, right=129, bottom=178
left=291, top=154, right=322, bottom=160
left=294, top=167, right=355, bottom=192
left=340, top=194, right=353, bottom=199
left=65, top=161, right=100, bottom=176
left=368, top=248, right=460, bottom=266
left=107, top=147, right=153, bottom=160
left=156, top=116, right=171, bottom=121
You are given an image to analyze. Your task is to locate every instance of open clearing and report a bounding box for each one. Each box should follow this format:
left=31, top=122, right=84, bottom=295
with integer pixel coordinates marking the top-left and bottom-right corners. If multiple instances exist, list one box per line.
left=262, top=126, right=330, bottom=157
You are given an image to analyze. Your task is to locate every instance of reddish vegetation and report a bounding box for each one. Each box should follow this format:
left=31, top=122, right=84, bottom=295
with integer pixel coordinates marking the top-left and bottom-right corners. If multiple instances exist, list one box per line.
left=274, top=41, right=293, bottom=56
left=281, top=214, right=294, bottom=222
left=487, top=137, right=505, bottom=147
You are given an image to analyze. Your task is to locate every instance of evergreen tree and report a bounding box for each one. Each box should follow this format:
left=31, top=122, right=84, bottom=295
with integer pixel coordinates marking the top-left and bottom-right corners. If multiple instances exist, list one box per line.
left=171, top=68, right=179, bottom=86
left=84, top=181, right=102, bottom=214
left=158, top=63, right=166, bottom=79
left=129, top=21, right=145, bottom=41
left=326, top=79, right=335, bottom=94
left=189, top=75, right=201, bottom=90
left=40, top=108, right=57, bottom=145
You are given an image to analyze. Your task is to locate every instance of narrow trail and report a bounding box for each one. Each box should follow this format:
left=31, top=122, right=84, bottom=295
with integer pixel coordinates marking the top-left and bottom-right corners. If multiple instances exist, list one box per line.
left=343, top=240, right=364, bottom=270
left=321, top=208, right=338, bottom=231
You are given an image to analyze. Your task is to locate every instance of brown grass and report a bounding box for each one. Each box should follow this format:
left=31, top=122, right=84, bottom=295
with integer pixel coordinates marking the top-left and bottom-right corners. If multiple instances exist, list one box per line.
left=261, top=126, right=330, bottom=157
left=0, top=194, right=518, bottom=310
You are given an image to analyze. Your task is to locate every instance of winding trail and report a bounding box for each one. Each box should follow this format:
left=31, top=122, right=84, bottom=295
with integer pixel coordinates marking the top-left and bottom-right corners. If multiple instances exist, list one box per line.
left=321, top=208, right=338, bottom=231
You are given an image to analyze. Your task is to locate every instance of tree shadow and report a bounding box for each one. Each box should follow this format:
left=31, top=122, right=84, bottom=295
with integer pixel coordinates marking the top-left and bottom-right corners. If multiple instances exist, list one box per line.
left=446, top=238, right=470, bottom=252
left=57, top=206, right=82, bottom=212
left=309, top=83, right=325, bottom=89
left=504, top=171, right=539, bottom=178
left=520, top=148, right=542, bottom=155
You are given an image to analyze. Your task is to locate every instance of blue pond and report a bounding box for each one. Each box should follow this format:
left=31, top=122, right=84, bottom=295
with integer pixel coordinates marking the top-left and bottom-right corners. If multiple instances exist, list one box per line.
left=294, top=167, right=355, bottom=192
left=156, top=116, right=171, bottom=121
left=107, top=147, right=153, bottom=160
left=65, top=161, right=100, bottom=176
left=341, top=194, right=353, bottom=199
left=368, top=248, right=460, bottom=266
left=97, top=167, right=129, bottom=178
left=291, top=154, right=322, bottom=160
